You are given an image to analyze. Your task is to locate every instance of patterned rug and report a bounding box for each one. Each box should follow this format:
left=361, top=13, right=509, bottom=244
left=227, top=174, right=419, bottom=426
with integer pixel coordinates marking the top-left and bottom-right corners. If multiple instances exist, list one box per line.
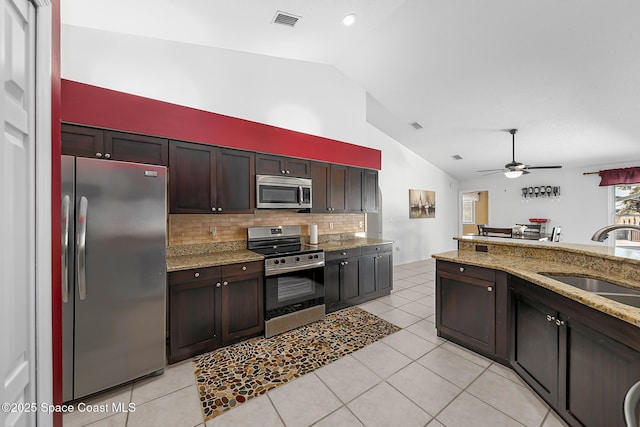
left=193, top=306, right=400, bottom=421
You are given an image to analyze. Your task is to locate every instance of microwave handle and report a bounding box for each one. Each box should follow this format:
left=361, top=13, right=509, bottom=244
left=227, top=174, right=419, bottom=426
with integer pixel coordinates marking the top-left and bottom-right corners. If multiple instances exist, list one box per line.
left=298, top=186, right=303, bottom=205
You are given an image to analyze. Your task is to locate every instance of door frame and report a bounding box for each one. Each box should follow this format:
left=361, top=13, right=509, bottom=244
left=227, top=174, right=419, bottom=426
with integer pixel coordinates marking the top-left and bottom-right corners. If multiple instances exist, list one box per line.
left=34, top=0, right=54, bottom=425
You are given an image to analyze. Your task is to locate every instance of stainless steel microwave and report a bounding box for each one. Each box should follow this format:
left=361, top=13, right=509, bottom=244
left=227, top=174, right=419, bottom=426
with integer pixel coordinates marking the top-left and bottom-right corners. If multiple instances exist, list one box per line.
left=256, top=175, right=312, bottom=209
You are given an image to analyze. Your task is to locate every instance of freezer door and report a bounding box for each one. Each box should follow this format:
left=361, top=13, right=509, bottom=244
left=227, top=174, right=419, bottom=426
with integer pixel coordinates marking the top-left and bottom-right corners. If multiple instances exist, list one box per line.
left=61, top=155, right=75, bottom=402
left=74, top=158, right=167, bottom=399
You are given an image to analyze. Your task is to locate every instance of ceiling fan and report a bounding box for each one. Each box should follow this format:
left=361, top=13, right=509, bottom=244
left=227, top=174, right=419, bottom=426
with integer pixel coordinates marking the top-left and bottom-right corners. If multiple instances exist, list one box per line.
left=478, top=129, right=562, bottom=178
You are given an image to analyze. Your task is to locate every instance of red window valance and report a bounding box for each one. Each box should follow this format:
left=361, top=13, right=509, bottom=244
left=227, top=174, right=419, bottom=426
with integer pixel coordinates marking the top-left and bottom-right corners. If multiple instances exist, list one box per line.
left=598, top=167, right=640, bottom=186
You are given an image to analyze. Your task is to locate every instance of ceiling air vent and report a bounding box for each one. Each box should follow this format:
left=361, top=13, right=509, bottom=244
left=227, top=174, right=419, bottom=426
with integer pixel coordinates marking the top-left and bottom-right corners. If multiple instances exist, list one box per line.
left=410, top=121, right=423, bottom=130
left=452, top=154, right=463, bottom=160
left=273, top=11, right=300, bottom=27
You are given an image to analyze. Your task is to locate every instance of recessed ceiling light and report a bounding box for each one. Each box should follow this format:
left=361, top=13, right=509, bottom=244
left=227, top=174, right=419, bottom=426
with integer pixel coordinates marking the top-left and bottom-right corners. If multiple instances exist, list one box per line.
left=343, top=14, right=356, bottom=26
left=452, top=154, right=463, bottom=160
left=409, top=121, right=423, bottom=130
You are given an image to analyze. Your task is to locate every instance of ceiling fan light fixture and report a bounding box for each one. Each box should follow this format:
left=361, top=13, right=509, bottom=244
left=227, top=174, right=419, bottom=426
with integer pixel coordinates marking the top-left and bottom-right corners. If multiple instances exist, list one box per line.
left=504, top=170, right=523, bottom=179
left=342, top=14, right=357, bottom=26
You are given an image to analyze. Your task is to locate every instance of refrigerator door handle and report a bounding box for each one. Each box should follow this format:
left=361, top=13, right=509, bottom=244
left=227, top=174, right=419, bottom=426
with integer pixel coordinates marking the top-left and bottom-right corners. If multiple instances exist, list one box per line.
left=78, top=196, right=88, bottom=300
left=62, top=195, right=71, bottom=303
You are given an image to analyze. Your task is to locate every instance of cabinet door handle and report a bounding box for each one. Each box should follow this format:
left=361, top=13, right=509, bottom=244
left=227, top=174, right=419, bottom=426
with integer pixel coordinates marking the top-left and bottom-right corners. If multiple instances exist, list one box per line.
left=341, top=252, right=347, bottom=256
left=340, top=262, right=345, bottom=266
left=459, top=267, right=465, bottom=272
left=194, top=272, right=200, bottom=278
left=487, top=286, right=493, bottom=292
left=546, top=314, right=555, bottom=322
left=281, top=169, right=286, bottom=174
left=555, top=319, right=565, bottom=326
left=104, top=153, right=111, bottom=159
left=344, top=261, right=349, bottom=265
left=211, top=206, right=216, bottom=212
left=286, top=170, right=290, bottom=174
left=218, top=207, right=223, bottom=212
left=242, top=266, right=247, bottom=271
left=216, top=282, right=221, bottom=288
left=223, top=281, right=229, bottom=286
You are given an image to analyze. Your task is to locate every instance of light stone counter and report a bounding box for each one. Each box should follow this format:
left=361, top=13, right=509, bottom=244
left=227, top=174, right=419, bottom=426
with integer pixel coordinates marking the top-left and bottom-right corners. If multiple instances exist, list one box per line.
left=433, top=237, right=640, bottom=327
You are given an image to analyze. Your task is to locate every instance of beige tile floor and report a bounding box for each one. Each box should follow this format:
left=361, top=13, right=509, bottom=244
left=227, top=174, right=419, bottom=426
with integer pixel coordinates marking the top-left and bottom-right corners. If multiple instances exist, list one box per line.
left=63, top=258, right=570, bottom=427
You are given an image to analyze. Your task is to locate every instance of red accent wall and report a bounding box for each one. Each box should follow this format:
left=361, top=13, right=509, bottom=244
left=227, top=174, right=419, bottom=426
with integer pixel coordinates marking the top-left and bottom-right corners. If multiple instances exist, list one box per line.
left=61, top=79, right=381, bottom=170
left=51, top=1, right=62, bottom=427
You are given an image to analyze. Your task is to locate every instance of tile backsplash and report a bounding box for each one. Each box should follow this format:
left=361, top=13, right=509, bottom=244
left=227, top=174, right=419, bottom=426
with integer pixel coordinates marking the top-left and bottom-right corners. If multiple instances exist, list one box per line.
left=169, top=211, right=366, bottom=246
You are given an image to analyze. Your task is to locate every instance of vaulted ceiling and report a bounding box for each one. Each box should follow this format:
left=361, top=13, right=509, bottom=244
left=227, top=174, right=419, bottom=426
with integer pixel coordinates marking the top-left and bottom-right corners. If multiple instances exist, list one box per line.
left=62, top=0, right=640, bottom=180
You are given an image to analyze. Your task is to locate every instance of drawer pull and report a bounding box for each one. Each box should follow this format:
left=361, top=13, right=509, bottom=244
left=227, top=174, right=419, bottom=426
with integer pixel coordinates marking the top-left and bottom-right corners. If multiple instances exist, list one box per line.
left=341, top=252, right=347, bottom=256
left=216, top=282, right=221, bottom=288
left=194, top=272, right=200, bottom=278
left=242, top=266, right=247, bottom=271
left=104, top=153, right=111, bottom=159
left=223, top=281, right=229, bottom=286
left=487, top=286, right=493, bottom=292
left=459, top=267, right=465, bottom=272
left=95, top=152, right=103, bottom=158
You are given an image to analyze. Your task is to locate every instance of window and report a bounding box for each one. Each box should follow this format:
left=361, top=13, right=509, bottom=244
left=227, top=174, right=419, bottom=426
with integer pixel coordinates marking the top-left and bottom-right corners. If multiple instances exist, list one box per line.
left=614, top=184, right=640, bottom=248
left=462, top=197, right=475, bottom=224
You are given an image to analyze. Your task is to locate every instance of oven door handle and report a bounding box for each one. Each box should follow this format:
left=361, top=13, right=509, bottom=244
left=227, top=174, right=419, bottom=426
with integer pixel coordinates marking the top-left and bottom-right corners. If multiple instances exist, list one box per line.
left=265, top=260, right=325, bottom=277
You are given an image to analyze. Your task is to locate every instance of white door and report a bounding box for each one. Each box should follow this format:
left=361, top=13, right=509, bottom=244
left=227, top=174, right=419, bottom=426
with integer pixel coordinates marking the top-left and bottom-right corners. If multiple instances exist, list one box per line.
left=0, top=0, right=37, bottom=426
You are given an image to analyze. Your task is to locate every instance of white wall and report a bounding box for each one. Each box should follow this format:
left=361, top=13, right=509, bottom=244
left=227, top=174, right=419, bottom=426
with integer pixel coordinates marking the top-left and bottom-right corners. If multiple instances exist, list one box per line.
left=61, top=25, right=366, bottom=147
left=459, top=162, right=638, bottom=245
left=366, top=125, right=459, bottom=264
left=62, top=25, right=461, bottom=264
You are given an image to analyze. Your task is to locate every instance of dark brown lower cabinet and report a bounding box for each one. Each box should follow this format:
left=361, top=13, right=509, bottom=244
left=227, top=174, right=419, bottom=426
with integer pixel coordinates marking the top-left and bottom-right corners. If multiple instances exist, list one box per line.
left=510, top=276, right=640, bottom=427
left=510, top=288, right=559, bottom=405
left=168, top=261, right=264, bottom=363
left=324, top=245, right=393, bottom=313
left=435, top=260, right=508, bottom=361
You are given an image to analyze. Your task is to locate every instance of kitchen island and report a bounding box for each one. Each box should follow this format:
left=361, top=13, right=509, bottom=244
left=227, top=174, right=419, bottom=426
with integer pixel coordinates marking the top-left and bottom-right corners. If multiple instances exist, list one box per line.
left=432, top=236, right=640, bottom=427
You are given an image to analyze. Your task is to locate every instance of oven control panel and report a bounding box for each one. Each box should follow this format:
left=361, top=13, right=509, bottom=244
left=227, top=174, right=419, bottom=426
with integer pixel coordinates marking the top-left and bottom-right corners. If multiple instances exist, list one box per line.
left=265, top=251, right=325, bottom=276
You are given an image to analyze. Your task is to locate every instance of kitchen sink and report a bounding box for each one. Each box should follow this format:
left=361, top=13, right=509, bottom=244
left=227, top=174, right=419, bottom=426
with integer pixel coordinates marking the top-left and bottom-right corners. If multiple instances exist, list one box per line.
left=540, top=273, right=640, bottom=308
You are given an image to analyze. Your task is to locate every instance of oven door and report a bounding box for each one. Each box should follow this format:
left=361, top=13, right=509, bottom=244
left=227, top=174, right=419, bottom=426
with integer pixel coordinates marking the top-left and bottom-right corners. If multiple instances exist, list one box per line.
left=256, top=175, right=312, bottom=209
left=265, top=267, right=324, bottom=320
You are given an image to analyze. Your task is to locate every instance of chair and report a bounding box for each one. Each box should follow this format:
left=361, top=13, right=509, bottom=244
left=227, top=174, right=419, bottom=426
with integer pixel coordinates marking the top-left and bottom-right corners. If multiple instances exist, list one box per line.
left=624, top=380, right=640, bottom=427
left=477, top=224, right=486, bottom=235
left=551, top=226, right=562, bottom=242
left=480, top=227, right=513, bottom=237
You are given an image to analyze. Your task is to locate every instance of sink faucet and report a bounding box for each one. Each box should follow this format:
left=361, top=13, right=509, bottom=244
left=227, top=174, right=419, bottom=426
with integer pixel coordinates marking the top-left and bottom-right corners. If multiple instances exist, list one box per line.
left=591, top=224, right=640, bottom=242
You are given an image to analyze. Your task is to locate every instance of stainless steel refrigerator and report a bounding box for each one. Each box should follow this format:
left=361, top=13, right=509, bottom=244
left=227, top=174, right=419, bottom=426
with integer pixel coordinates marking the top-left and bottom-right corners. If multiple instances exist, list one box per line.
left=61, top=155, right=167, bottom=402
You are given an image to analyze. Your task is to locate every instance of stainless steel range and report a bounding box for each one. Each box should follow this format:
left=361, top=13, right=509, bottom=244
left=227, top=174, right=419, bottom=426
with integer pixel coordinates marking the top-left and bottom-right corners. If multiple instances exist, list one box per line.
left=247, top=225, right=325, bottom=338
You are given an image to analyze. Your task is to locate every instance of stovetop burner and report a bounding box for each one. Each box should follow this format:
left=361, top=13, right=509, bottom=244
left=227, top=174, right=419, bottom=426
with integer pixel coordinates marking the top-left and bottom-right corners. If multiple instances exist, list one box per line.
left=247, top=225, right=325, bottom=276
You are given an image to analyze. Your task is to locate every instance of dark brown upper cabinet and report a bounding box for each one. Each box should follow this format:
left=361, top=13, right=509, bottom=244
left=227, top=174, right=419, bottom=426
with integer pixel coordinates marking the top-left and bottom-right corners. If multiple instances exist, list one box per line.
left=61, top=123, right=168, bottom=166
left=169, top=140, right=254, bottom=214
left=347, top=168, right=379, bottom=213
left=311, top=162, right=348, bottom=213
left=255, top=154, right=311, bottom=178
left=362, top=169, right=379, bottom=213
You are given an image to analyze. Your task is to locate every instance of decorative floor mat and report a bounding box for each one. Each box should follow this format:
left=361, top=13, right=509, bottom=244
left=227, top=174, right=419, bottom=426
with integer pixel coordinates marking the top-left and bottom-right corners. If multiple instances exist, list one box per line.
left=193, top=306, right=400, bottom=421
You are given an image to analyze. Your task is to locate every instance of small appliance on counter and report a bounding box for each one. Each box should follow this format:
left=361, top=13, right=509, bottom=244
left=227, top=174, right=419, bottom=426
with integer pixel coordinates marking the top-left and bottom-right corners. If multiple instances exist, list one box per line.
left=247, top=225, right=325, bottom=338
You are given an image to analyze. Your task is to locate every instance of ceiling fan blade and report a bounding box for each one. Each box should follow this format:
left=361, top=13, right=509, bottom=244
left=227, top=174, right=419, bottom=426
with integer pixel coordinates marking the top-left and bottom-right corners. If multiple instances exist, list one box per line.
left=477, top=168, right=506, bottom=172
left=524, top=165, right=562, bottom=170
left=481, top=171, right=504, bottom=177
left=522, top=170, right=531, bottom=175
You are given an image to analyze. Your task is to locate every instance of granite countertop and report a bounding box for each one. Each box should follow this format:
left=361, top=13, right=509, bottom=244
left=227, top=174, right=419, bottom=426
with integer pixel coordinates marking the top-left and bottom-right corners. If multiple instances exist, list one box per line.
left=313, top=238, right=393, bottom=251
left=456, top=235, right=640, bottom=263
left=432, top=246, right=640, bottom=328
left=166, top=238, right=393, bottom=272
left=167, top=250, right=264, bottom=272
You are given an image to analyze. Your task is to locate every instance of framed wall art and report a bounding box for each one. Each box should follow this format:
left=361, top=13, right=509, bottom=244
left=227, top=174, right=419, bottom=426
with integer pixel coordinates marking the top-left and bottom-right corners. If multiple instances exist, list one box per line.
left=409, top=189, right=436, bottom=218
